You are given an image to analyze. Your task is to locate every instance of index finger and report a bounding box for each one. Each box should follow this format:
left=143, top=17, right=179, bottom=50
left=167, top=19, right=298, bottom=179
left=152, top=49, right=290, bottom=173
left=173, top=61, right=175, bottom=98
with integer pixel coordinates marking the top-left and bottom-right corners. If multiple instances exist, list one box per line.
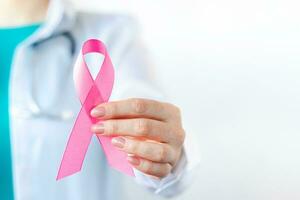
left=90, top=98, right=177, bottom=121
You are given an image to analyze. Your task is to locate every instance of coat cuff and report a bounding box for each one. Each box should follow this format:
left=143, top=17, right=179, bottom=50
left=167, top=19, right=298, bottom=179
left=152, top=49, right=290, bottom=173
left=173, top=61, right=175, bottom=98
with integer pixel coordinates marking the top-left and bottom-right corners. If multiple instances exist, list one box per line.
left=133, top=149, right=189, bottom=197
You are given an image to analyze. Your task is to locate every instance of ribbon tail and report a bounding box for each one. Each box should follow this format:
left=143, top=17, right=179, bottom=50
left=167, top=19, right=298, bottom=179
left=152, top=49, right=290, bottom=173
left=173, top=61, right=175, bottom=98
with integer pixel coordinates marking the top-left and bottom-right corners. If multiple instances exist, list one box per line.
left=97, top=135, right=134, bottom=176
left=57, top=107, right=93, bottom=180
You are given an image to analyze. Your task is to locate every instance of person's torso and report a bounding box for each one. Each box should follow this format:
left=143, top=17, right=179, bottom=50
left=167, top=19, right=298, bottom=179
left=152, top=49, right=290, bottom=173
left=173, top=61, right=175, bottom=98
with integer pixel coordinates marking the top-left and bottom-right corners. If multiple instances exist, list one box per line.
left=9, top=5, right=138, bottom=200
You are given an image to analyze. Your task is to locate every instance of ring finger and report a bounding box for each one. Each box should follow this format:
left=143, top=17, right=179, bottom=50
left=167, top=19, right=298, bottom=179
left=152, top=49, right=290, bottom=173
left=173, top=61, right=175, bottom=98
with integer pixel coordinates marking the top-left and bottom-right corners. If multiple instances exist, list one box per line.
left=111, top=137, right=175, bottom=165
left=91, top=118, right=174, bottom=143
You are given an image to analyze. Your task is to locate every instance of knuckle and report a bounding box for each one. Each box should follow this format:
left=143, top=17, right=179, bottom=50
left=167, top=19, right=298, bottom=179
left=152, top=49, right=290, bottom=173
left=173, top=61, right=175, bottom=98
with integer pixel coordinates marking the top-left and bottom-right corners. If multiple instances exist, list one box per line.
left=176, top=128, right=186, bottom=145
left=156, top=146, right=167, bottom=162
left=135, top=119, right=150, bottom=136
left=165, top=103, right=181, bottom=119
left=107, top=103, right=118, bottom=116
left=156, top=164, right=171, bottom=178
left=142, top=161, right=152, bottom=174
left=127, top=141, right=139, bottom=153
left=172, top=105, right=182, bottom=119
left=141, top=145, right=152, bottom=157
left=162, top=164, right=172, bottom=177
left=107, top=121, right=118, bottom=133
left=132, top=98, right=147, bottom=114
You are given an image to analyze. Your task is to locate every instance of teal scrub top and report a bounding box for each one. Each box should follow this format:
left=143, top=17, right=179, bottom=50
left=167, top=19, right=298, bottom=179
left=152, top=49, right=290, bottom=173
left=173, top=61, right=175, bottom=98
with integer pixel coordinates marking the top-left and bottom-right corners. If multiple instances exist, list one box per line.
left=0, top=24, right=40, bottom=200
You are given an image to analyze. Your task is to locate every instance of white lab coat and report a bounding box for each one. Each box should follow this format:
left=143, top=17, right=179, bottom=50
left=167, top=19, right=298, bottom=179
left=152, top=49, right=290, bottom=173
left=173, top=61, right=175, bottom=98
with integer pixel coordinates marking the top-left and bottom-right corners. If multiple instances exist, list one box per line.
left=8, top=0, right=200, bottom=199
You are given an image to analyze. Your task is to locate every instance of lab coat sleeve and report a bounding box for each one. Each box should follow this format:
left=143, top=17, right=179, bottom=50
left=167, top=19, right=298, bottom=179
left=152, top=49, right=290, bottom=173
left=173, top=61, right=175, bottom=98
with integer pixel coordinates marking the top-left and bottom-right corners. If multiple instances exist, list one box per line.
left=108, top=17, right=201, bottom=197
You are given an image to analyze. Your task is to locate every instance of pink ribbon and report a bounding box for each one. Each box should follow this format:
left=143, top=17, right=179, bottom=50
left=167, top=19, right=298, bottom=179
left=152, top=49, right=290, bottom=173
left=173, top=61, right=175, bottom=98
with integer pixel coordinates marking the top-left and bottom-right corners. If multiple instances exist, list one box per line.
left=57, top=39, right=134, bottom=180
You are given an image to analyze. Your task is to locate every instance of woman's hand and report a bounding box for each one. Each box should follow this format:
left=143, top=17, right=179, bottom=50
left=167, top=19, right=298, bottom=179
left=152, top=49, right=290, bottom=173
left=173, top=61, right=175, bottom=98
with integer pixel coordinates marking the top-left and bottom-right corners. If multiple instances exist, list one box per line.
left=90, top=98, right=185, bottom=178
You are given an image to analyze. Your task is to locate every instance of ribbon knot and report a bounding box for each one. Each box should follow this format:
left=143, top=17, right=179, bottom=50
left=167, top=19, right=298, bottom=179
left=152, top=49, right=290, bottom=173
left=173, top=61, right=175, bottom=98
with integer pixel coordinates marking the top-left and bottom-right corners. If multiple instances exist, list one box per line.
left=57, top=39, right=134, bottom=180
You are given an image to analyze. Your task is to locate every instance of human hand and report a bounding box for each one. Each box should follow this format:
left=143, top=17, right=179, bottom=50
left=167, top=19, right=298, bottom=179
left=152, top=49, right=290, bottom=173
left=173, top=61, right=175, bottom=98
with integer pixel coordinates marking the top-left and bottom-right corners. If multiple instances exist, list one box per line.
left=91, top=98, right=185, bottom=178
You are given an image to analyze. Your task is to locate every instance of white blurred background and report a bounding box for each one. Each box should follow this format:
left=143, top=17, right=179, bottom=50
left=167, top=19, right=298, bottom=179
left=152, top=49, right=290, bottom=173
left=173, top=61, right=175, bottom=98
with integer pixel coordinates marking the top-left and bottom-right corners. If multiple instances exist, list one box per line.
left=70, top=0, right=300, bottom=199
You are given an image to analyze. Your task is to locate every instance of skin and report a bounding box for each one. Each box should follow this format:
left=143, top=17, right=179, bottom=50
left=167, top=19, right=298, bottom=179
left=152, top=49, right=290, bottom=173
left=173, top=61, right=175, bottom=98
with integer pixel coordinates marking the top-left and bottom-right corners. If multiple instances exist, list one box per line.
left=1, top=0, right=186, bottom=178
left=91, top=98, right=185, bottom=178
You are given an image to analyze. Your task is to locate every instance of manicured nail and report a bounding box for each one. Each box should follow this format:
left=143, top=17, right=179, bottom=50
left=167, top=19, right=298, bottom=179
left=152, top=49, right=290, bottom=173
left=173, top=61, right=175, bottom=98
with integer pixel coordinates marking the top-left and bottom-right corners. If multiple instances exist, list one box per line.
left=91, top=123, right=104, bottom=134
left=111, top=137, right=126, bottom=149
left=127, top=156, right=140, bottom=166
left=90, top=107, right=105, bottom=118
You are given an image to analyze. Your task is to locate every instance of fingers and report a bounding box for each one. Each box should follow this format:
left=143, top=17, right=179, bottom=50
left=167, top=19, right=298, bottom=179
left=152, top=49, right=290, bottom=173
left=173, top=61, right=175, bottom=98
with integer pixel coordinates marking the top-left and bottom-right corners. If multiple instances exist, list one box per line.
left=111, top=137, right=176, bottom=165
left=91, top=118, right=179, bottom=144
left=89, top=98, right=185, bottom=178
left=90, top=98, right=180, bottom=122
left=127, top=156, right=172, bottom=178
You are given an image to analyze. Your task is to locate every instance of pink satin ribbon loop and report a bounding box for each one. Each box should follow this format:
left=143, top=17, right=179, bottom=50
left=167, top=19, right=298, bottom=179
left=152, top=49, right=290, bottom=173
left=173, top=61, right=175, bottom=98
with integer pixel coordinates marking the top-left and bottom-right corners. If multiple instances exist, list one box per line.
left=57, top=39, right=134, bottom=180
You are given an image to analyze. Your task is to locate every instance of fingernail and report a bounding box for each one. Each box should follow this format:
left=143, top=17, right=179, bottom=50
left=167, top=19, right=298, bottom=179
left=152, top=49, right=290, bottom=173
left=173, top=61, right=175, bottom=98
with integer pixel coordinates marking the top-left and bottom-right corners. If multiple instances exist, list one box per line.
left=111, top=137, right=126, bottom=149
left=91, top=123, right=104, bottom=134
left=91, top=107, right=105, bottom=118
left=127, top=156, right=140, bottom=166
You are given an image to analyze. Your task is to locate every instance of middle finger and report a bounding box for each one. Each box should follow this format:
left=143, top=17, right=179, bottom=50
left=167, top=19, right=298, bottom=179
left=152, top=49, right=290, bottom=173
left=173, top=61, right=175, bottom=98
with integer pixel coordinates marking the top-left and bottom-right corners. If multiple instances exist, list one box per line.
left=91, top=118, right=173, bottom=143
